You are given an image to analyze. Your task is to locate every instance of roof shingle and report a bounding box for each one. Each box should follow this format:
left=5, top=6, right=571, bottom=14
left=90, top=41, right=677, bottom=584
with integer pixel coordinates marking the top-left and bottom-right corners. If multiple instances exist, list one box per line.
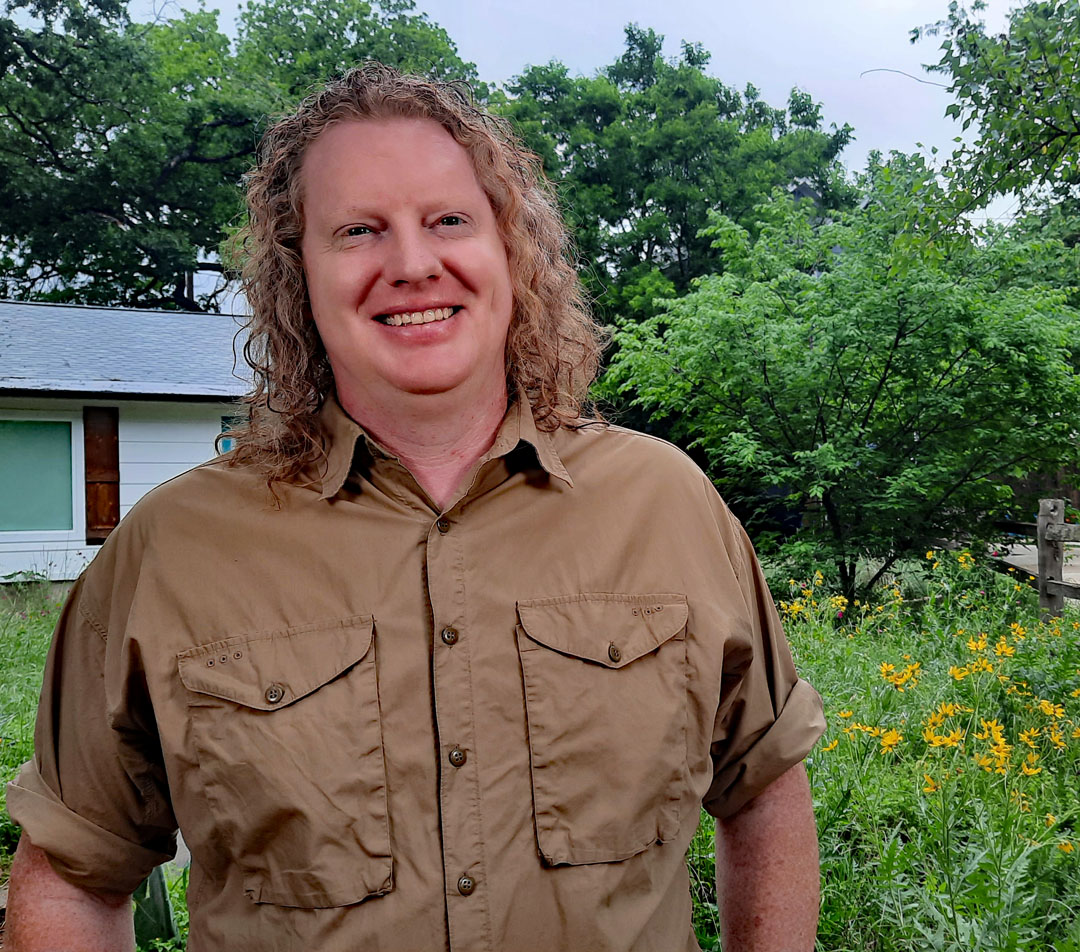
left=0, top=300, right=251, bottom=397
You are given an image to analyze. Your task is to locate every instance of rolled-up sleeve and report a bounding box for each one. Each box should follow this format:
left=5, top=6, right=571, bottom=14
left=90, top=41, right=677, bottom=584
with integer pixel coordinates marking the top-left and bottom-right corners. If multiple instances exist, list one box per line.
left=6, top=571, right=177, bottom=894
left=702, top=512, right=825, bottom=819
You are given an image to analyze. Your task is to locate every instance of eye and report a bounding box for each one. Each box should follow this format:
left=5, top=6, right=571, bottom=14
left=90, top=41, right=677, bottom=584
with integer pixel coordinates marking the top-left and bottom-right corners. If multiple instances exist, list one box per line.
left=438, top=215, right=465, bottom=227
left=344, top=224, right=372, bottom=237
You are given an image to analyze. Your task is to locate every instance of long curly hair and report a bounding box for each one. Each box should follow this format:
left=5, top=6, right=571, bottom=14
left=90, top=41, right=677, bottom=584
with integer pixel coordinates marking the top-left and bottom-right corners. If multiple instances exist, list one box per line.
left=228, top=62, right=605, bottom=485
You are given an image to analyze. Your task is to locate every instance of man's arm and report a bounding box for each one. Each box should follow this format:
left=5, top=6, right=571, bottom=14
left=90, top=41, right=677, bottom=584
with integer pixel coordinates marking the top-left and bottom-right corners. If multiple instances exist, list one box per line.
left=6, top=832, right=135, bottom=952
left=714, top=762, right=819, bottom=952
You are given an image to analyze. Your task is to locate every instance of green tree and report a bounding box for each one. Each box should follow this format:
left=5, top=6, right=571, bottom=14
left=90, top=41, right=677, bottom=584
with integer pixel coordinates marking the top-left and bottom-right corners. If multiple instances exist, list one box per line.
left=0, top=0, right=477, bottom=308
left=915, top=0, right=1080, bottom=215
left=0, top=1, right=264, bottom=307
left=234, top=0, right=481, bottom=102
left=603, top=156, right=1080, bottom=600
left=497, top=25, right=855, bottom=322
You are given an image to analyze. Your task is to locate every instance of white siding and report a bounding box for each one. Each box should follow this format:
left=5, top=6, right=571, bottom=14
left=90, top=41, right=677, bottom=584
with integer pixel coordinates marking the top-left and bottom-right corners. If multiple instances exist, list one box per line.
left=1, top=397, right=237, bottom=581
left=118, top=405, right=226, bottom=517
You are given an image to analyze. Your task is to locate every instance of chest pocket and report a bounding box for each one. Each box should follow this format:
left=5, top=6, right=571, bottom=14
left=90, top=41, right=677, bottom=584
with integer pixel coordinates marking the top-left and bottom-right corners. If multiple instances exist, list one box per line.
left=177, top=615, right=391, bottom=908
left=516, top=593, right=690, bottom=866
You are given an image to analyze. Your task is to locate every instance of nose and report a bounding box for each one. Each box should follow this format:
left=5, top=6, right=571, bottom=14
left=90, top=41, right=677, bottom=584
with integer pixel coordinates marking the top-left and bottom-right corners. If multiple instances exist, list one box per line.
left=384, top=225, right=444, bottom=286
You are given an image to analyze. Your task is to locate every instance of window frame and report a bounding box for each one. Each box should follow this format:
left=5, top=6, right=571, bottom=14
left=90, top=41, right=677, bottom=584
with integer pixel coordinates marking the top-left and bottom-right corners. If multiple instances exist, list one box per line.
left=0, top=409, right=86, bottom=544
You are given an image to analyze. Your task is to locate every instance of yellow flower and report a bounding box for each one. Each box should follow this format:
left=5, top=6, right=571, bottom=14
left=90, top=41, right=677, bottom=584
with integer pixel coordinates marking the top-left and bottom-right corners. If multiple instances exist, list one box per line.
left=880, top=729, right=903, bottom=754
left=1059, top=842, right=1075, bottom=854
left=1048, top=726, right=1065, bottom=750
left=880, top=662, right=896, bottom=678
left=967, top=634, right=988, bottom=652
left=923, top=773, right=940, bottom=793
left=1010, top=622, right=1027, bottom=639
left=974, top=753, right=995, bottom=772
left=1046, top=814, right=1057, bottom=827
left=837, top=710, right=853, bottom=718
left=1072, top=727, right=1080, bottom=739
left=820, top=738, right=839, bottom=752
left=1021, top=752, right=1041, bottom=776
left=994, top=638, right=1015, bottom=658
left=971, top=657, right=994, bottom=673
left=926, top=550, right=935, bottom=559
left=1037, top=699, right=1065, bottom=719
left=813, top=570, right=824, bottom=587
left=940, top=727, right=964, bottom=748
left=949, top=665, right=970, bottom=681
left=1019, top=727, right=1040, bottom=748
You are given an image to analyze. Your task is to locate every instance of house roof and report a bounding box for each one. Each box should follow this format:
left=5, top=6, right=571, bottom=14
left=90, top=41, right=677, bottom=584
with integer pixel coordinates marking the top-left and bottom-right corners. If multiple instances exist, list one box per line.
left=0, top=300, right=251, bottom=398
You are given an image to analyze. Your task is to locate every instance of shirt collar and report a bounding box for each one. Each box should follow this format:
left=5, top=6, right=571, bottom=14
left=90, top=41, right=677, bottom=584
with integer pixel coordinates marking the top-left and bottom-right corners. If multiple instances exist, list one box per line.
left=316, top=392, right=573, bottom=500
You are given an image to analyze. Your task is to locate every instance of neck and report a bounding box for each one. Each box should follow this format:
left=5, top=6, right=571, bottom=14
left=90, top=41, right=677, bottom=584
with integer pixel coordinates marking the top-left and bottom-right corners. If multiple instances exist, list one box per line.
left=338, top=381, right=509, bottom=510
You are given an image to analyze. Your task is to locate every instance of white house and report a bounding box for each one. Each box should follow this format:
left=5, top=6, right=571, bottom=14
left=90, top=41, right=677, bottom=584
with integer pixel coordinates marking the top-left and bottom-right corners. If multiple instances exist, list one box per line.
left=0, top=300, right=250, bottom=581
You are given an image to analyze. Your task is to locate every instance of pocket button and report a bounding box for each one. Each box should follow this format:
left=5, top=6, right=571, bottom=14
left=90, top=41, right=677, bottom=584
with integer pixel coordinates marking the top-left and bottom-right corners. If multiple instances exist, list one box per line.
left=457, top=874, right=476, bottom=896
left=608, top=643, right=622, bottom=663
left=449, top=747, right=467, bottom=767
left=264, top=684, right=285, bottom=704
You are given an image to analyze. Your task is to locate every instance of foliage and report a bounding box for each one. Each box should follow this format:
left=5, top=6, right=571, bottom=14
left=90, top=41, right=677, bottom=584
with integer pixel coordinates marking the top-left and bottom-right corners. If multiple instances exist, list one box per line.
left=915, top=0, right=1080, bottom=217
left=0, top=580, right=60, bottom=876
left=496, top=25, right=855, bottom=322
left=794, top=555, right=1080, bottom=951
left=138, top=866, right=189, bottom=952
left=0, top=0, right=261, bottom=307
left=603, top=156, right=1080, bottom=600
left=0, top=0, right=478, bottom=309
left=234, top=0, right=480, bottom=102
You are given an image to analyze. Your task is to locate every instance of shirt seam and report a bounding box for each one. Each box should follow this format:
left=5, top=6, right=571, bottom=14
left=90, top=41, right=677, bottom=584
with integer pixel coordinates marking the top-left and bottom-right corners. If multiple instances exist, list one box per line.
left=78, top=601, right=108, bottom=643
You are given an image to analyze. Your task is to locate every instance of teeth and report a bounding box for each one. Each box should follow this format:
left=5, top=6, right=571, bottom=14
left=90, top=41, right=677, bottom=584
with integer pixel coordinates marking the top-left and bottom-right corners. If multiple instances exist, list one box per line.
left=382, top=306, right=455, bottom=326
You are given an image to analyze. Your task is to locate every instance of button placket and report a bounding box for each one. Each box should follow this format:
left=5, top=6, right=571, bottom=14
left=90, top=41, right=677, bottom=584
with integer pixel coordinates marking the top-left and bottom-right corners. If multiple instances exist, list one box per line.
left=426, top=513, right=493, bottom=949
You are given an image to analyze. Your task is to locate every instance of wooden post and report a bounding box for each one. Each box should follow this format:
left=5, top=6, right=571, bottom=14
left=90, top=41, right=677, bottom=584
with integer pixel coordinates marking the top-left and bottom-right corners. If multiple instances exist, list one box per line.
left=1038, top=498, right=1065, bottom=620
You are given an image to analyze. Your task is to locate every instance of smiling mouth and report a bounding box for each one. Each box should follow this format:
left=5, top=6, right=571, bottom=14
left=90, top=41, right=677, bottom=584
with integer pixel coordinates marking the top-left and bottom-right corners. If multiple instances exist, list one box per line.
left=374, top=306, right=461, bottom=327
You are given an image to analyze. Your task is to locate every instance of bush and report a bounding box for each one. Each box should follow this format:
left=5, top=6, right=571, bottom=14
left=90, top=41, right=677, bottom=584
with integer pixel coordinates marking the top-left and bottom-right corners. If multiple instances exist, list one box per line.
left=776, top=553, right=1080, bottom=950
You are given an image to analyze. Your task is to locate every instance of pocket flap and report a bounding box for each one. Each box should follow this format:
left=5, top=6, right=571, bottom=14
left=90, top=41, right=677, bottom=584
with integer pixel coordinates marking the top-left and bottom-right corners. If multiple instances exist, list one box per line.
left=517, top=594, right=687, bottom=668
left=178, top=614, right=374, bottom=710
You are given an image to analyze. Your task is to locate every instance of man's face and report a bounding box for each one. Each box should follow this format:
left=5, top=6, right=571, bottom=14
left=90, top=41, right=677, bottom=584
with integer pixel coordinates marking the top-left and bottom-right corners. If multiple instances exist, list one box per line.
left=299, top=117, right=514, bottom=411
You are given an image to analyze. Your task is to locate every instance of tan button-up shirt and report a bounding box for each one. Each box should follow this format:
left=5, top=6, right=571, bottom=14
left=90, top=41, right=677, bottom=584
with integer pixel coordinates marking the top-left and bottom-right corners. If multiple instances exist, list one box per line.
left=9, top=397, right=824, bottom=952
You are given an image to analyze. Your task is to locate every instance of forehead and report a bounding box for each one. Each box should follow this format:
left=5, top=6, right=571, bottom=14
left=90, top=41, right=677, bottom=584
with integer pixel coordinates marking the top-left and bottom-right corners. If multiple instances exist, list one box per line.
left=298, top=117, right=489, bottom=214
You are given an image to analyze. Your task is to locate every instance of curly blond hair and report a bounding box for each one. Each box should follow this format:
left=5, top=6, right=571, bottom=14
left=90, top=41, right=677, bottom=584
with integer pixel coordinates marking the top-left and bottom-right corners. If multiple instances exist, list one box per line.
left=228, top=62, right=604, bottom=485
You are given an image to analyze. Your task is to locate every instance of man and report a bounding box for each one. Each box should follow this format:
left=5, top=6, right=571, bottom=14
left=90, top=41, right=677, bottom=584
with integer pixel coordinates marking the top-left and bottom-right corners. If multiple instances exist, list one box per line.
left=7, top=64, right=825, bottom=951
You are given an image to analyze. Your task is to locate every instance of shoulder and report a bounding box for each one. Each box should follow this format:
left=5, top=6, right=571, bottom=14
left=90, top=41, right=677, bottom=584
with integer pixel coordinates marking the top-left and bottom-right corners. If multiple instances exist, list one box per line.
left=558, top=421, right=710, bottom=485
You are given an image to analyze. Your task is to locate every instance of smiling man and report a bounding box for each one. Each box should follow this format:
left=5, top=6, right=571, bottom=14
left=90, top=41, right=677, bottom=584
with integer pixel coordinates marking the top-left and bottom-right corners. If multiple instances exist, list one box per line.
left=6, top=64, right=825, bottom=952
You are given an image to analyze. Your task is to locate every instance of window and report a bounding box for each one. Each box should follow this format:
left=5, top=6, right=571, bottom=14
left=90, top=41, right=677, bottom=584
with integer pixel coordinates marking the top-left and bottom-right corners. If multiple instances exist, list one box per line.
left=0, top=420, right=74, bottom=530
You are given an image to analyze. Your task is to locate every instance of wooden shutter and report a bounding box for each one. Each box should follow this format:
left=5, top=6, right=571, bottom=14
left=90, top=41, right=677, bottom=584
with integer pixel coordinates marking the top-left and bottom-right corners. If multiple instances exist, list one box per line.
left=84, top=406, right=119, bottom=544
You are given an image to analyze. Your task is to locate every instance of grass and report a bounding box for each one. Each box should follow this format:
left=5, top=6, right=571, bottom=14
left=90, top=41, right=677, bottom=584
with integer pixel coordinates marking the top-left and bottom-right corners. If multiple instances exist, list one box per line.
left=0, top=578, right=62, bottom=873
left=3, top=557, right=1079, bottom=951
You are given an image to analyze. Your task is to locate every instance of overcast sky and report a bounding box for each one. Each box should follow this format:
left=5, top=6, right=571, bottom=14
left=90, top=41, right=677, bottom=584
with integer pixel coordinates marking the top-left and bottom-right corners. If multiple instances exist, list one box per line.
left=133, top=0, right=1020, bottom=226
left=137, top=0, right=1017, bottom=220
left=415, top=0, right=1016, bottom=224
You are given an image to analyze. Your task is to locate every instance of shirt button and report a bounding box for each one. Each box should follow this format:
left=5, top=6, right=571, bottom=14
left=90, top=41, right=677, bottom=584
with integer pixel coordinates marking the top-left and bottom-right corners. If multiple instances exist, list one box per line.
left=436, top=517, right=451, bottom=534
left=264, top=684, right=285, bottom=704
left=448, top=747, right=467, bottom=767
left=441, top=626, right=459, bottom=646
left=608, top=643, right=622, bottom=664
left=457, top=874, right=476, bottom=896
